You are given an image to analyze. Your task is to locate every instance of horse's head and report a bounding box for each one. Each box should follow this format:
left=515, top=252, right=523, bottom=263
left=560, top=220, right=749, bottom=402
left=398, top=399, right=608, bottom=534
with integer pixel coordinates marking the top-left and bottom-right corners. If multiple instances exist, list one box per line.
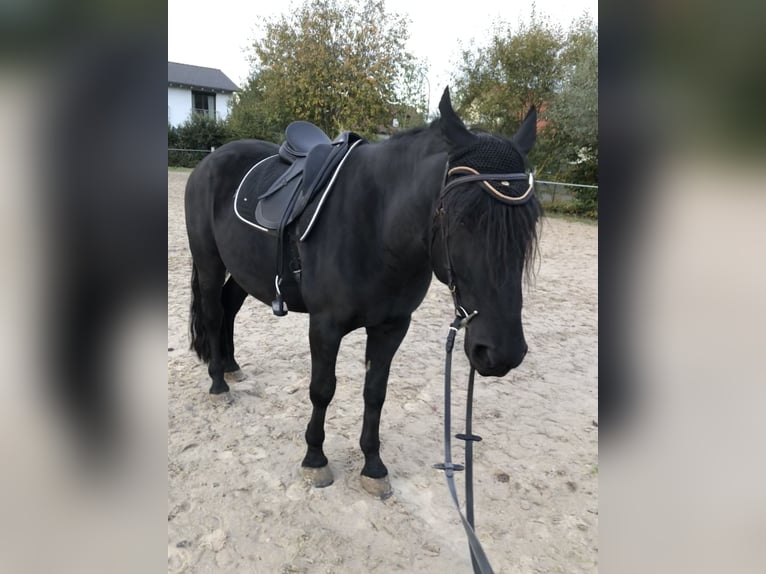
left=433, top=88, right=541, bottom=377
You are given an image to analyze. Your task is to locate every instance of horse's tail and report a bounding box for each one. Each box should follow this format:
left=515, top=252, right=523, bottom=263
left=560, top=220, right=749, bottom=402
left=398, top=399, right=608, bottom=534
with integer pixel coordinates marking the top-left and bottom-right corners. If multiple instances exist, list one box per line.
left=189, top=263, right=211, bottom=363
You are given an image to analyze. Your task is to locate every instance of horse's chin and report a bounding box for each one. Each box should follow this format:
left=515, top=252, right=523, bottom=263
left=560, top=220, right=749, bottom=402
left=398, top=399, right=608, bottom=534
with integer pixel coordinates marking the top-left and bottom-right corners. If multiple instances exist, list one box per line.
left=471, top=361, right=513, bottom=378
left=465, top=336, right=527, bottom=377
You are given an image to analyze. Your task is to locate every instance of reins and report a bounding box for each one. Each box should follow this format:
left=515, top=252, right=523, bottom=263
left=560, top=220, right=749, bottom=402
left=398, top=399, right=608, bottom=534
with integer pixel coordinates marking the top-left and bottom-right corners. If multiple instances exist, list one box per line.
left=436, top=313, right=493, bottom=574
left=433, top=165, right=535, bottom=574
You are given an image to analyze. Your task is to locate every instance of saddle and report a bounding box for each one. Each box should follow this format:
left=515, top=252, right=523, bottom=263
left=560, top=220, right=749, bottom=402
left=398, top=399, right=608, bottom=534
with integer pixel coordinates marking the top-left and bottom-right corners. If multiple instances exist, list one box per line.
left=233, top=121, right=365, bottom=316
left=253, top=121, right=364, bottom=230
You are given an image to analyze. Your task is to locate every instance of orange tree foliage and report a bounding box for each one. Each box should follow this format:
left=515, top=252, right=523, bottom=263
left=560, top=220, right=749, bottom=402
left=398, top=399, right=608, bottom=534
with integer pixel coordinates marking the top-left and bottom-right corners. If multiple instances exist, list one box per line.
left=228, top=0, right=425, bottom=142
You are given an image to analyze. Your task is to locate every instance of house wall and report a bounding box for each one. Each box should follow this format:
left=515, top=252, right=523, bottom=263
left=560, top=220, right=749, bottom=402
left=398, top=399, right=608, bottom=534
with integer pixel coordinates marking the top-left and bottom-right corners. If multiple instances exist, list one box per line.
left=168, top=87, right=233, bottom=127
left=168, top=87, right=192, bottom=127
left=217, top=93, right=233, bottom=121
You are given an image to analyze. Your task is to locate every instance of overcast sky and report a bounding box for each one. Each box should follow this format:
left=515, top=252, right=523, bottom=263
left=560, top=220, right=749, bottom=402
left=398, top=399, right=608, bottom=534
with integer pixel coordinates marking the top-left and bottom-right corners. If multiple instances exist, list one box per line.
left=168, top=0, right=597, bottom=113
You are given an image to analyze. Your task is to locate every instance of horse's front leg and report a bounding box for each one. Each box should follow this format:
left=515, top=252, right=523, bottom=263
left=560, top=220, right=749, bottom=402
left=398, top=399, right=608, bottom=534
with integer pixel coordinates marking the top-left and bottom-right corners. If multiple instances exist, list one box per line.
left=360, top=315, right=411, bottom=499
left=301, top=315, right=344, bottom=487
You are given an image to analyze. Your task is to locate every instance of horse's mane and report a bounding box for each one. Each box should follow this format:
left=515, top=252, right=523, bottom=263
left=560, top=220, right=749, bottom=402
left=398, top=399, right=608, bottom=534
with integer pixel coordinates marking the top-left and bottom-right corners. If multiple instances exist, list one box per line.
left=386, top=123, right=434, bottom=141
left=445, top=184, right=542, bottom=285
left=442, top=134, right=543, bottom=285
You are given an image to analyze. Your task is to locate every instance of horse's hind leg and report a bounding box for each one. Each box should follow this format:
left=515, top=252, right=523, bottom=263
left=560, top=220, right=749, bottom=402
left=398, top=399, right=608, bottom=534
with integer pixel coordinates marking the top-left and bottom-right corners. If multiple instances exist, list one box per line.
left=221, top=275, right=248, bottom=381
left=191, top=260, right=229, bottom=395
left=301, top=315, right=344, bottom=487
left=359, top=315, right=411, bottom=499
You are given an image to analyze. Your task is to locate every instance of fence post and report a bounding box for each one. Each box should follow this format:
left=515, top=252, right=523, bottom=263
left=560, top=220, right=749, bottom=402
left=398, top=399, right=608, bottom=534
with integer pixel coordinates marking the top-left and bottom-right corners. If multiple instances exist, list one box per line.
left=210, top=146, right=216, bottom=152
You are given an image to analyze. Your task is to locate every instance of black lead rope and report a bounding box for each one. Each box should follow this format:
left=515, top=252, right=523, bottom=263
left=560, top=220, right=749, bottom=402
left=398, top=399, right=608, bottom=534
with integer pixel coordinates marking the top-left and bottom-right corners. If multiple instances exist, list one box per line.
left=461, top=366, right=481, bottom=574
left=435, top=315, right=494, bottom=574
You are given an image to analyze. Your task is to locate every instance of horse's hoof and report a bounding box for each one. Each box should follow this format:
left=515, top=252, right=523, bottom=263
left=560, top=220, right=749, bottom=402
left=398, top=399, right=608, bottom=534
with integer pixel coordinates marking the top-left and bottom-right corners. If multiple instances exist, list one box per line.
left=209, top=391, right=233, bottom=405
left=209, top=382, right=230, bottom=395
left=301, top=465, right=334, bottom=488
left=224, top=369, right=247, bottom=383
left=360, top=474, right=393, bottom=500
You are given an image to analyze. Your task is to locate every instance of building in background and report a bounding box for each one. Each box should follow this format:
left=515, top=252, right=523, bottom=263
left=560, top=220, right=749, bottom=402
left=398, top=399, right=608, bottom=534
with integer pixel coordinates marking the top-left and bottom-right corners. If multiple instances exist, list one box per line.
left=168, top=62, right=239, bottom=126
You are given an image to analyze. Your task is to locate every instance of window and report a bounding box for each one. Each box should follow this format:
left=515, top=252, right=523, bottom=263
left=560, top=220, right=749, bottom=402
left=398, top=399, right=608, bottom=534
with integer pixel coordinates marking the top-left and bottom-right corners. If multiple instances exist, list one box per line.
left=192, top=90, right=216, bottom=118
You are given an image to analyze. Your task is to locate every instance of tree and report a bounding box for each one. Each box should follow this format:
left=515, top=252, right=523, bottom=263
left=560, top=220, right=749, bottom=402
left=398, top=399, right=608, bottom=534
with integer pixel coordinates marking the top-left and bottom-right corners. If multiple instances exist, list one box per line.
left=545, top=15, right=598, bottom=215
left=228, top=0, right=425, bottom=142
left=453, top=9, right=564, bottom=136
left=549, top=16, right=598, bottom=183
left=452, top=9, right=598, bottom=215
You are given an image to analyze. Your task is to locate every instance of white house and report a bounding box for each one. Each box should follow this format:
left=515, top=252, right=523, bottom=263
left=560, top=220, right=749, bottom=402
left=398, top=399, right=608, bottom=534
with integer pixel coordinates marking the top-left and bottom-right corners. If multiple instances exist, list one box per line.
left=168, top=62, right=239, bottom=126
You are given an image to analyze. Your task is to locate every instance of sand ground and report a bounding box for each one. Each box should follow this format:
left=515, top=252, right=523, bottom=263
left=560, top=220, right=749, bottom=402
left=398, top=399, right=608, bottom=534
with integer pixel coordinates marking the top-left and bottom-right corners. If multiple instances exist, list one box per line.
left=168, top=169, right=598, bottom=573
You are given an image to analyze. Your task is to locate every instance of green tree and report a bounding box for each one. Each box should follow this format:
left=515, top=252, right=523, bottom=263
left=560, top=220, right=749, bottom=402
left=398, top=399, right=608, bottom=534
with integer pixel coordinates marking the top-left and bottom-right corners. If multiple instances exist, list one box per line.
left=546, top=15, right=598, bottom=215
left=549, top=15, right=598, bottom=182
left=228, top=0, right=425, bottom=142
left=453, top=9, right=564, bottom=136
left=452, top=9, right=598, bottom=216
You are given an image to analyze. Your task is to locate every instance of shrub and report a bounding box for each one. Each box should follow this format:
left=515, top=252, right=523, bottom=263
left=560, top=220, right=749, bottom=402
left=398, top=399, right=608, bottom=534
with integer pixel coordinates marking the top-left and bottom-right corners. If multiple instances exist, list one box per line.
left=572, top=186, right=598, bottom=219
left=168, top=113, right=231, bottom=168
left=168, top=122, right=179, bottom=148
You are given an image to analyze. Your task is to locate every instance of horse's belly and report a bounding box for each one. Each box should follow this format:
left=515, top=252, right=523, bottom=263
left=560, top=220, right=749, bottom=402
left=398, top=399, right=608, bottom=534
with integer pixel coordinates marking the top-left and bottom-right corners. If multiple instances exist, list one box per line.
left=214, top=212, right=309, bottom=313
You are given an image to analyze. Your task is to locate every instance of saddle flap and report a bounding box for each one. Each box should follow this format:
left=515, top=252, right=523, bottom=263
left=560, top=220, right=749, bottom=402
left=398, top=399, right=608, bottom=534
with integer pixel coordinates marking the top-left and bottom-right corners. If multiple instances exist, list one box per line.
left=255, top=174, right=303, bottom=230
left=302, top=143, right=333, bottom=192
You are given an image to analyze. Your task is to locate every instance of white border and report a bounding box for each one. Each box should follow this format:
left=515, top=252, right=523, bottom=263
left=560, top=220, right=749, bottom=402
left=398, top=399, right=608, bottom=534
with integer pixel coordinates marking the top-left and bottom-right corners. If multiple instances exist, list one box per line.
left=232, top=154, right=279, bottom=232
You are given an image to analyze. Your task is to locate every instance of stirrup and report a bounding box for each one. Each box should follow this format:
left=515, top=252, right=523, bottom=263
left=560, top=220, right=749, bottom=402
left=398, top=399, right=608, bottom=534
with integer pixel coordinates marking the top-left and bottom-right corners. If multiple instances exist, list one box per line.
left=271, top=276, right=288, bottom=316
left=271, top=293, right=287, bottom=316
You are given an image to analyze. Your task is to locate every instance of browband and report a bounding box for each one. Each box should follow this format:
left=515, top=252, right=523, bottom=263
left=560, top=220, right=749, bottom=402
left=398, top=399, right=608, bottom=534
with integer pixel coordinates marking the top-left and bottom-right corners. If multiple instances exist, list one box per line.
left=442, top=165, right=535, bottom=205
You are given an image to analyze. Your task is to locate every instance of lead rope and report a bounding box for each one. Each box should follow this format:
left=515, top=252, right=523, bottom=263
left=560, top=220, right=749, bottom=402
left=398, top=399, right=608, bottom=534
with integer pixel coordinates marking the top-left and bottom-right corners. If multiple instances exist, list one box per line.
left=435, top=313, right=494, bottom=574
left=462, top=366, right=481, bottom=574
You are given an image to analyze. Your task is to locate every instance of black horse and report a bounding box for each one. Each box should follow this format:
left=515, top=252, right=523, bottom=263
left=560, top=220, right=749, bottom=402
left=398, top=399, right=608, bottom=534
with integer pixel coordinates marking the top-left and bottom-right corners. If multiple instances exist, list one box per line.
left=185, top=88, right=541, bottom=497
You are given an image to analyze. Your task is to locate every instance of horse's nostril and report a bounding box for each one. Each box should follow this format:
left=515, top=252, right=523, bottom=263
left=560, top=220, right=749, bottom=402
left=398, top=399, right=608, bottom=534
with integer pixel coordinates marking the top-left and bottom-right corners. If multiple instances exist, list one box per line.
left=473, top=344, right=491, bottom=364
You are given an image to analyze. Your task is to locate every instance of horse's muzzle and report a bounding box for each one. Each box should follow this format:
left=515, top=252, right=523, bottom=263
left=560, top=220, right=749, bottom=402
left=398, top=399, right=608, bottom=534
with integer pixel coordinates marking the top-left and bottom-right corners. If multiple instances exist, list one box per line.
left=468, top=341, right=528, bottom=377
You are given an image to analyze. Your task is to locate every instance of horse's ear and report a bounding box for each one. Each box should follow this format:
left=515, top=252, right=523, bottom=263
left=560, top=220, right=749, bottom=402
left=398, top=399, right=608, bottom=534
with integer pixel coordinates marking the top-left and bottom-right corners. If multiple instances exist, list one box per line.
left=512, top=106, right=537, bottom=155
left=438, top=87, right=475, bottom=149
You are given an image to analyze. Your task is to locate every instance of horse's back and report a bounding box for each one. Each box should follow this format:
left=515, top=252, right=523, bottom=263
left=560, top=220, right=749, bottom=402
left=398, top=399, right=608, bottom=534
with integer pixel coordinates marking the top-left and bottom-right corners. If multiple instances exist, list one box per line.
left=185, top=139, right=278, bottom=202
left=185, top=140, right=277, bottom=221
left=184, top=139, right=278, bottom=262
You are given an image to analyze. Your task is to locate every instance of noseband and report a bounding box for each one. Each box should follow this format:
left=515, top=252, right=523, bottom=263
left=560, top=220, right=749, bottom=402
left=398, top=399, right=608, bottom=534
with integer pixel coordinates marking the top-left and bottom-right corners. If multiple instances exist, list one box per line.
left=433, top=164, right=535, bottom=574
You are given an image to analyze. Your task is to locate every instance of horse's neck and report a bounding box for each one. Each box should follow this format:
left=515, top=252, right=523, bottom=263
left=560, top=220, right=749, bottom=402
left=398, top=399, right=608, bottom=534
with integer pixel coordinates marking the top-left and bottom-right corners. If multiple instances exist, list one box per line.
left=380, top=127, right=448, bottom=213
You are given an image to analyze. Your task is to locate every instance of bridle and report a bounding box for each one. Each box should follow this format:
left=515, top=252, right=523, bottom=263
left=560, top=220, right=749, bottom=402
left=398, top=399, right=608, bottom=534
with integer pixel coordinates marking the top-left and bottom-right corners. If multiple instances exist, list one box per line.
left=435, top=164, right=536, bottom=328
left=433, top=164, right=535, bottom=574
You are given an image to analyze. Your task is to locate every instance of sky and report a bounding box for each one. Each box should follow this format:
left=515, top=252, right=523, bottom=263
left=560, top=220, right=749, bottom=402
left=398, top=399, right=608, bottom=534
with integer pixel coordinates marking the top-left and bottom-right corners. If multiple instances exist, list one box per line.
left=168, top=0, right=597, bottom=114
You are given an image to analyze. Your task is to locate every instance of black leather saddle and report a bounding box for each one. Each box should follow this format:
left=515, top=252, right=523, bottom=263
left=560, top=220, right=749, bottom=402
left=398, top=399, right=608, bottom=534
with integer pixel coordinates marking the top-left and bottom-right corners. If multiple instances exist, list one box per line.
left=253, top=121, right=364, bottom=230
left=280, top=120, right=332, bottom=162
left=233, top=121, right=365, bottom=316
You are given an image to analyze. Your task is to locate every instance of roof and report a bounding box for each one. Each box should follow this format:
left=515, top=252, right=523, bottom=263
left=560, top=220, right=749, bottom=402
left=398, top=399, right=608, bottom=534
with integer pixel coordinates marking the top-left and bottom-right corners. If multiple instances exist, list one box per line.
left=168, top=62, right=239, bottom=93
